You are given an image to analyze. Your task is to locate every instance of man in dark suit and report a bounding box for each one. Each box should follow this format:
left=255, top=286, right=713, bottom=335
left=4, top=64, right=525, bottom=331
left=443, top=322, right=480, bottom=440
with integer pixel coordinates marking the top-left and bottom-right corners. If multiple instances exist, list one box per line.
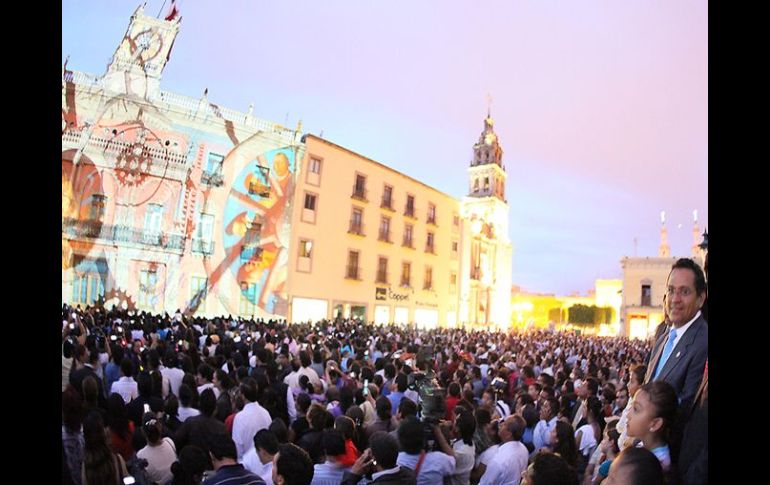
left=645, top=258, right=708, bottom=412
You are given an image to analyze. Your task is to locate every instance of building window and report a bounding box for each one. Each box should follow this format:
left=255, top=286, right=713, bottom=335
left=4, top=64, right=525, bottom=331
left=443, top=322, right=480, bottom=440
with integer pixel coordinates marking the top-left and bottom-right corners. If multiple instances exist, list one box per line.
left=240, top=221, right=262, bottom=261
left=297, top=239, right=313, bottom=272
left=193, top=213, right=215, bottom=254
left=304, top=193, right=316, bottom=210
left=89, top=194, right=106, bottom=221
left=352, top=174, right=367, bottom=201
left=378, top=216, right=391, bottom=242
left=203, top=153, right=225, bottom=186
left=641, top=285, right=652, bottom=307
left=451, top=240, right=459, bottom=257
left=425, top=232, right=435, bottom=253
left=346, top=250, right=361, bottom=280
left=349, top=207, right=364, bottom=235
left=72, top=273, right=104, bottom=305
left=427, top=203, right=436, bottom=225
left=403, top=223, right=414, bottom=248
left=401, top=261, right=411, bottom=287
left=405, top=195, right=415, bottom=218
left=473, top=179, right=479, bottom=193
left=484, top=177, right=490, bottom=191
left=299, top=239, right=313, bottom=258
left=423, top=266, right=433, bottom=290
left=144, top=204, right=163, bottom=234
left=139, top=269, right=158, bottom=311
left=381, top=184, right=393, bottom=210
left=240, top=282, right=256, bottom=315
left=309, top=157, right=322, bottom=174
left=189, top=276, right=207, bottom=311
left=450, top=272, right=457, bottom=293
left=376, top=257, right=388, bottom=283
left=453, top=213, right=460, bottom=227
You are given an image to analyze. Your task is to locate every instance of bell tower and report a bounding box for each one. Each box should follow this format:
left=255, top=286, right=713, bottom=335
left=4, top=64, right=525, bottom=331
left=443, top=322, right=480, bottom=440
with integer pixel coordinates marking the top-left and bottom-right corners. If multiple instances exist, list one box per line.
left=102, top=4, right=181, bottom=98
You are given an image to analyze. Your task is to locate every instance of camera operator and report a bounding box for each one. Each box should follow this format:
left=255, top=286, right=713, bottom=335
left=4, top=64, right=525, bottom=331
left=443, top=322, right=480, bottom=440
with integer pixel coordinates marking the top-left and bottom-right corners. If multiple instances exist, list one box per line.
left=396, top=416, right=455, bottom=485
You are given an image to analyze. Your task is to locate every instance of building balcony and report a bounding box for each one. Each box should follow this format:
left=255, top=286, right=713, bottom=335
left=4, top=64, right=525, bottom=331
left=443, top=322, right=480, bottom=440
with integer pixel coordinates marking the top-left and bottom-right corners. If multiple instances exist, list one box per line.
left=402, top=239, right=415, bottom=249
left=427, top=216, right=437, bottom=226
left=61, top=218, right=186, bottom=252
left=380, top=199, right=395, bottom=211
left=376, top=272, right=389, bottom=284
left=378, top=232, right=393, bottom=243
left=201, top=170, right=224, bottom=187
left=404, top=207, right=417, bottom=219
left=351, top=186, right=368, bottom=202
left=192, top=239, right=216, bottom=255
left=425, top=244, right=436, bottom=254
left=348, top=222, right=365, bottom=236
left=345, top=266, right=362, bottom=280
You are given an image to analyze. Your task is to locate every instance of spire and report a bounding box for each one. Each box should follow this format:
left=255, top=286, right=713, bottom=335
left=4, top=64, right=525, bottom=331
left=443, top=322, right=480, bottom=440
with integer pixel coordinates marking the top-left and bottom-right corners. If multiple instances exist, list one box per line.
left=691, top=209, right=701, bottom=257
left=658, top=211, right=670, bottom=258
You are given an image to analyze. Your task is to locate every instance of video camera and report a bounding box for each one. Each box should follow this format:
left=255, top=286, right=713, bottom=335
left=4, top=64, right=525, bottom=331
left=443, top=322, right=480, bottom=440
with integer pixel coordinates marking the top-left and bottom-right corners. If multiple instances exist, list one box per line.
left=410, top=371, right=446, bottom=451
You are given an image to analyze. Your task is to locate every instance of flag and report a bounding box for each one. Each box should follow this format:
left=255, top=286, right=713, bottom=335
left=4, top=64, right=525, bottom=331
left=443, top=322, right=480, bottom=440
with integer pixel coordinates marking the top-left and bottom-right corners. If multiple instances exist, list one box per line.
left=165, top=0, right=179, bottom=21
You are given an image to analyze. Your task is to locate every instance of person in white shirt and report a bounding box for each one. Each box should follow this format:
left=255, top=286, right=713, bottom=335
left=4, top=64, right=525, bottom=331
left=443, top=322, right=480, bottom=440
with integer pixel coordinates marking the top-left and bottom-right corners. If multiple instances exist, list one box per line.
left=177, top=384, right=201, bottom=422
left=396, top=416, right=455, bottom=485
left=532, top=397, right=559, bottom=452
left=196, top=363, right=220, bottom=399
left=242, top=428, right=278, bottom=485
left=448, top=409, right=476, bottom=485
left=136, top=415, right=177, bottom=485
left=479, top=414, right=528, bottom=485
left=160, top=350, right=184, bottom=397
left=232, top=378, right=273, bottom=461
left=286, top=351, right=322, bottom=390
left=110, top=358, right=138, bottom=403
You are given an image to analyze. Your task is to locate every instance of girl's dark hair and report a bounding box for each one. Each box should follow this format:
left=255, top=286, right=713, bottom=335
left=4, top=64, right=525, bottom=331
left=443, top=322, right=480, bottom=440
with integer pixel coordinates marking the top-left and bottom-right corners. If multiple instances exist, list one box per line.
left=170, top=445, right=208, bottom=484
left=640, top=381, right=678, bottom=434
left=83, top=411, right=118, bottom=485
left=106, top=393, right=131, bottom=440
left=552, top=420, right=578, bottom=467
left=142, top=413, right=162, bottom=444
left=62, top=386, right=84, bottom=433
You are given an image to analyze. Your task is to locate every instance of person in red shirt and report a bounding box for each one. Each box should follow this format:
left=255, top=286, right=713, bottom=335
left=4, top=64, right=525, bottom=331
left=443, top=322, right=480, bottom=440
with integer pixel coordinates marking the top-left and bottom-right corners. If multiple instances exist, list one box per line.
left=334, top=415, right=360, bottom=467
left=445, top=382, right=462, bottom=420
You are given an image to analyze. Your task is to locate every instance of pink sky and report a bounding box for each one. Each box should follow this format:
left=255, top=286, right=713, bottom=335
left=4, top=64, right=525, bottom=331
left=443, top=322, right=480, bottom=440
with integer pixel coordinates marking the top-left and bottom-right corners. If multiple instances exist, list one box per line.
left=62, top=0, right=707, bottom=295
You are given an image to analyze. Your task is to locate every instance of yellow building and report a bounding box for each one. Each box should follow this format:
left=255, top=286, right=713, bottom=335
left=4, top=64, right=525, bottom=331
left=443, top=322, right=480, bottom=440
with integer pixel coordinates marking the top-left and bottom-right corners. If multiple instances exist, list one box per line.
left=620, top=213, right=705, bottom=339
left=286, top=135, right=463, bottom=328
left=510, top=279, right=622, bottom=335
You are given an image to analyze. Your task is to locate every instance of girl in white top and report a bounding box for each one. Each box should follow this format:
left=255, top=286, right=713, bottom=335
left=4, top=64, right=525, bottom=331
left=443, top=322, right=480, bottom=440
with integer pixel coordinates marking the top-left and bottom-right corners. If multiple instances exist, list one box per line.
left=575, top=396, right=604, bottom=458
left=136, top=415, right=177, bottom=485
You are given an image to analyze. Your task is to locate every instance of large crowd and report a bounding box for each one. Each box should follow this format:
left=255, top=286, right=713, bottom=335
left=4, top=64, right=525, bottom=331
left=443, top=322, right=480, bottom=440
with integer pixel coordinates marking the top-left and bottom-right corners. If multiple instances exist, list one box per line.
left=61, top=257, right=708, bottom=485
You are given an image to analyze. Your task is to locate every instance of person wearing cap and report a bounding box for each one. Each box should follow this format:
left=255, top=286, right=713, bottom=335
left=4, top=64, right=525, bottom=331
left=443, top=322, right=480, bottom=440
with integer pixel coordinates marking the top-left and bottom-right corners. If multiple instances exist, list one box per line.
left=203, top=433, right=266, bottom=485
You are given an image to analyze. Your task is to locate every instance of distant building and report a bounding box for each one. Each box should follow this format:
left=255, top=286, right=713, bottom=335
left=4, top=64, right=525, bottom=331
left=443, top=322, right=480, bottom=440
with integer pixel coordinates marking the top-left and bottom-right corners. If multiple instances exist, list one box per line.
left=620, top=211, right=705, bottom=338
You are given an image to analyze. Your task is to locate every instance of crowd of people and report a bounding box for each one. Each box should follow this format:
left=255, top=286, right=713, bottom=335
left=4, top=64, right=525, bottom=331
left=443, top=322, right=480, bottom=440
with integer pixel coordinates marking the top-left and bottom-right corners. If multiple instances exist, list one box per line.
left=61, top=257, right=708, bottom=485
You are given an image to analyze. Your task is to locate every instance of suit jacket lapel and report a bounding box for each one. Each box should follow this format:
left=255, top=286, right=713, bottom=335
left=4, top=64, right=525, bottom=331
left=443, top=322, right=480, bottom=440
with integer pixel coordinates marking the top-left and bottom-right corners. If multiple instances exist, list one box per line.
left=658, top=317, right=704, bottom=382
left=646, top=332, right=668, bottom=383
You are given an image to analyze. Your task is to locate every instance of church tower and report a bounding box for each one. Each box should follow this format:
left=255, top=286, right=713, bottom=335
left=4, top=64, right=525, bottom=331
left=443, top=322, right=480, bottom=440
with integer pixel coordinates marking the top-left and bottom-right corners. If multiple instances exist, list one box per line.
left=459, top=107, right=513, bottom=329
left=102, top=4, right=181, bottom=98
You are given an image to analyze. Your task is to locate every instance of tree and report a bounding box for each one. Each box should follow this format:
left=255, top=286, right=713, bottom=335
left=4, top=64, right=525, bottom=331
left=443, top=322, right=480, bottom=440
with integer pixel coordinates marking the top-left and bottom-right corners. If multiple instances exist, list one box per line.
left=568, top=304, right=594, bottom=325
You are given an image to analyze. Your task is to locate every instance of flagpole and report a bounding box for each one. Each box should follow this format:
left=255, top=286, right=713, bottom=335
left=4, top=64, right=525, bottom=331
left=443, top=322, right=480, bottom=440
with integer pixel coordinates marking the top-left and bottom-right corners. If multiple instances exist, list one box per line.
left=157, top=0, right=167, bottom=18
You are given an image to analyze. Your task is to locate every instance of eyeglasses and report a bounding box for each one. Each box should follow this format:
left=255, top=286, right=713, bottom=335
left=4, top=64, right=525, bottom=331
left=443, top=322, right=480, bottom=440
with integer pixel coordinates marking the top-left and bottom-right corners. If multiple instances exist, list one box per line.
left=666, top=286, right=694, bottom=298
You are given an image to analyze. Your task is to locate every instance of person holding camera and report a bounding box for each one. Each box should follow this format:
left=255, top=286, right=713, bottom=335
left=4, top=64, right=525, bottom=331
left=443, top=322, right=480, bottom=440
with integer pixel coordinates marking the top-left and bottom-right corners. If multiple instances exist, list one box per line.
left=395, top=416, right=456, bottom=485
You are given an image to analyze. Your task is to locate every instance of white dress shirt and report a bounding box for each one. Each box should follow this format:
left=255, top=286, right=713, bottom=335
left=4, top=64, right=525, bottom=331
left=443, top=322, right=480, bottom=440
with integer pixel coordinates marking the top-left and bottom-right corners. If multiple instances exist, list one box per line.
left=232, top=401, right=273, bottom=460
left=397, top=451, right=455, bottom=485
left=478, top=440, right=528, bottom=485
left=448, top=440, right=475, bottom=485
left=533, top=416, right=557, bottom=451
left=110, top=376, right=138, bottom=403
left=160, top=366, right=185, bottom=397
left=241, top=447, right=274, bottom=485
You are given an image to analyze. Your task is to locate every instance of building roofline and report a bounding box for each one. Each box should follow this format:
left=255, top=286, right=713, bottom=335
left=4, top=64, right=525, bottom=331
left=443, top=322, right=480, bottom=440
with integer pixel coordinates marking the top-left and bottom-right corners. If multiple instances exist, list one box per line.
left=304, top=134, right=459, bottom=202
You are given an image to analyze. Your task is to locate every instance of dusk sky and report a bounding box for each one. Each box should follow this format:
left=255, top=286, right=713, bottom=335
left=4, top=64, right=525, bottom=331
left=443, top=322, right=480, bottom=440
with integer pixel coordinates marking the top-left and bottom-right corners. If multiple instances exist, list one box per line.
left=62, top=1, right=707, bottom=296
